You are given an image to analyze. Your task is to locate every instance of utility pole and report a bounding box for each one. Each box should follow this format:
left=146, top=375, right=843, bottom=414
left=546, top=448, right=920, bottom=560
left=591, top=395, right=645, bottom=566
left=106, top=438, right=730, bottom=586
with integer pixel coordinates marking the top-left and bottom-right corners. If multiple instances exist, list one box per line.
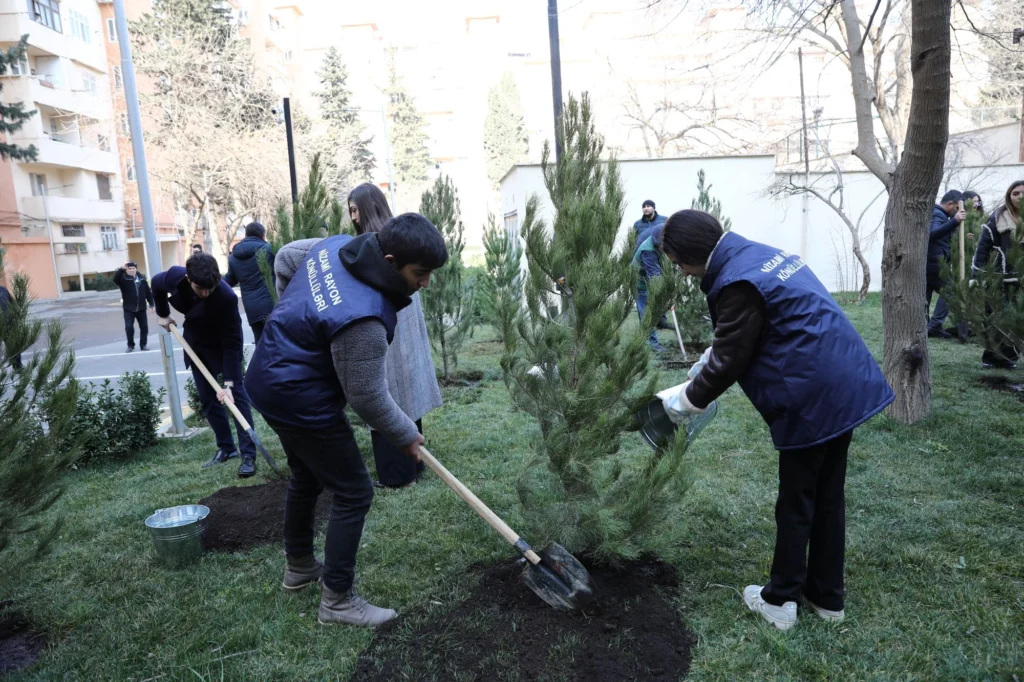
left=283, top=97, right=298, bottom=206
left=798, top=47, right=810, bottom=259
left=113, top=0, right=186, bottom=435
left=547, top=0, right=564, bottom=163
left=40, top=185, right=62, bottom=299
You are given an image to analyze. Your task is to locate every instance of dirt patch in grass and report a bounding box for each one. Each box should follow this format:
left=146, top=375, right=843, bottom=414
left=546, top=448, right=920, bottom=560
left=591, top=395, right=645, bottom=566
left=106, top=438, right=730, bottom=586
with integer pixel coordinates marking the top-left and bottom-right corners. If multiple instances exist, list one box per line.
left=199, top=479, right=331, bottom=552
left=0, top=603, right=46, bottom=675
left=352, top=557, right=694, bottom=682
left=978, top=375, right=1024, bottom=401
left=437, top=369, right=485, bottom=388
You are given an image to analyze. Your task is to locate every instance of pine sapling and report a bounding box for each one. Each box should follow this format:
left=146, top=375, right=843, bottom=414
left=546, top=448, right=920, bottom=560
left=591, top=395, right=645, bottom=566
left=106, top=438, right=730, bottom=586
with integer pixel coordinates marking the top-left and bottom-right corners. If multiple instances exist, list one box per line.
left=481, top=213, right=523, bottom=347
left=502, top=93, right=690, bottom=563
left=420, top=175, right=473, bottom=380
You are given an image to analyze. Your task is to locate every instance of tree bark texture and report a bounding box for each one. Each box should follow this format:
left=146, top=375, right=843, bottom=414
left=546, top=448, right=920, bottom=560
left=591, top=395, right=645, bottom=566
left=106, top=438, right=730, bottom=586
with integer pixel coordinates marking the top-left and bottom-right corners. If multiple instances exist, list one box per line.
left=880, top=0, right=951, bottom=423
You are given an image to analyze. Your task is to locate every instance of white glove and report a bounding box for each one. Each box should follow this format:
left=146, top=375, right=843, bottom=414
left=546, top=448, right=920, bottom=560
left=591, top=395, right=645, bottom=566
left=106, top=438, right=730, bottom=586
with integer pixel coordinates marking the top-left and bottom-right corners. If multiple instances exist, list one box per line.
left=687, top=346, right=713, bottom=381
left=527, top=363, right=559, bottom=380
left=657, top=380, right=705, bottom=424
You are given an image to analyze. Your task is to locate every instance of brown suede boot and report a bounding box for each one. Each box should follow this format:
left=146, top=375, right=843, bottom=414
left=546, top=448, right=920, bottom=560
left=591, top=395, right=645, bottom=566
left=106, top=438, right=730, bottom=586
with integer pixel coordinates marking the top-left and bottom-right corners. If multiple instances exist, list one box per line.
left=281, top=554, right=322, bottom=592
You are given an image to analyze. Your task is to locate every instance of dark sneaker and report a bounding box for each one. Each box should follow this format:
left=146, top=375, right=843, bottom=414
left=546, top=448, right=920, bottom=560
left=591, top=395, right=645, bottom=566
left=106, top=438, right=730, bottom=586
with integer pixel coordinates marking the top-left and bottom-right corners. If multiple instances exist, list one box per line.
left=282, top=554, right=322, bottom=592
left=373, top=479, right=415, bottom=490
left=927, top=328, right=952, bottom=339
left=202, top=449, right=239, bottom=469
left=237, top=457, right=256, bottom=478
left=318, top=586, right=397, bottom=627
left=126, top=346, right=135, bottom=353
left=140, top=346, right=149, bottom=351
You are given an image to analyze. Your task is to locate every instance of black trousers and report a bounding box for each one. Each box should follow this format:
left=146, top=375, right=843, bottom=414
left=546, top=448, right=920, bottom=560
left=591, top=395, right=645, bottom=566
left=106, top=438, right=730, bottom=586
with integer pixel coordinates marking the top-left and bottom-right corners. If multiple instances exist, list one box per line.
left=925, top=270, right=950, bottom=334
left=269, top=417, right=375, bottom=593
left=123, top=309, right=149, bottom=349
left=761, top=430, right=852, bottom=612
left=372, top=420, right=424, bottom=486
left=250, top=320, right=265, bottom=345
left=190, top=350, right=256, bottom=458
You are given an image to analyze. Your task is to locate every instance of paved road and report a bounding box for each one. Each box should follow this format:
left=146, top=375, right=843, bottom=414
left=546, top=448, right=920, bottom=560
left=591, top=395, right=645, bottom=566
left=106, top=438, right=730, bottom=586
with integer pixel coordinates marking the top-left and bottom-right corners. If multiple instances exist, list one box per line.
left=28, top=290, right=257, bottom=409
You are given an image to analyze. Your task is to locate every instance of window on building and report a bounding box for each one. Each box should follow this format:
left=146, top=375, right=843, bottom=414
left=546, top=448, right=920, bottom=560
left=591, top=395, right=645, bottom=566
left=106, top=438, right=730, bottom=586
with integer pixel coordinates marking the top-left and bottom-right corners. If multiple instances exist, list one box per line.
left=81, top=72, right=97, bottom=94
left=284, top=50, right=293, bottom=62
left=113, top=65, right=122, bottom=91
left=97, top=133, right=109, bottom=151
left=69, top=9, right=90, bottom=42
left=101, top=225, right=118, bottom=250
left=29, top=0, right=62, bottom=33
left=9, top=54, right=30, bottom=76
left=119, top=113, right=130, bottom=135
left=62, top=224, right=85, bottom=237
left=96, top=174, right=112, bottom=200
left=63, top=243, right=87, bottom=254
left=106, top=17, right=117, bottom=42
left=30, top=173, right=47, bottom=196
left=268, top=14, right=281, bottom=31
left=126, top=157, right=136, bottom=182
left=236, top=8, right=249, bottom=26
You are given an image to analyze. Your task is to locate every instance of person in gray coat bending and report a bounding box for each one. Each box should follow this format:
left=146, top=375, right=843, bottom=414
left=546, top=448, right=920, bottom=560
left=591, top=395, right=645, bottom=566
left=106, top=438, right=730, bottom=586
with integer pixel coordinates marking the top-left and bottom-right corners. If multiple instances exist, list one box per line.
left=347, top=183, right=442, bottom=487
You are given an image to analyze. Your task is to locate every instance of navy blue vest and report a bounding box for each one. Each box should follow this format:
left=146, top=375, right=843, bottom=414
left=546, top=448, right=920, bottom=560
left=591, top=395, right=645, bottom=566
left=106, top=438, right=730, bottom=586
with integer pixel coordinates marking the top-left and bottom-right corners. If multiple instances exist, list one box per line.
left=702, top=233, right=894, bottom=450
left=245, top=235, right=399, bottom=429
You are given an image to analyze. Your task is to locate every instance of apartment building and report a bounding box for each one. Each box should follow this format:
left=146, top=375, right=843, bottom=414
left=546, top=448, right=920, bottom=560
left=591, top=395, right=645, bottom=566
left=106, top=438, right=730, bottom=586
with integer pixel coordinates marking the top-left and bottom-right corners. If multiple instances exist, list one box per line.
left=0, top=0, right=125, bottom=298
left=227, top=0, right=304, bottom=100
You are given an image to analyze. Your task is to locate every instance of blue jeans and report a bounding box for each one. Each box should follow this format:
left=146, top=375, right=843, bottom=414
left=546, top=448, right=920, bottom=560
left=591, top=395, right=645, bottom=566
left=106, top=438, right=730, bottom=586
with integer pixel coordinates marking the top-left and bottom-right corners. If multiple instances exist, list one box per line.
left=636, top=289, right=659, bottom=347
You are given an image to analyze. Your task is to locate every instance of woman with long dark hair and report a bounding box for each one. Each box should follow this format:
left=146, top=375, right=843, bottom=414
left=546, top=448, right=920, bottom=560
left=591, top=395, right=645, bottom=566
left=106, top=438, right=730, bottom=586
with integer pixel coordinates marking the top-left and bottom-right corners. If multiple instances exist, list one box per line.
left=972, top=180, right=1024, bottom=369
left=347, top=183, right=443, bottom=487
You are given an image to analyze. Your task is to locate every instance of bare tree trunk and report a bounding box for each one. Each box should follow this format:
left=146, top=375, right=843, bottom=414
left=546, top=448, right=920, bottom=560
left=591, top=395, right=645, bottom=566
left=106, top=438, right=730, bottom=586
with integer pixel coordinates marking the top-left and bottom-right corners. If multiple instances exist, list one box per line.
left=853, top=241, right=870, bottom=302
left=880, top=0, right=950, bottom=423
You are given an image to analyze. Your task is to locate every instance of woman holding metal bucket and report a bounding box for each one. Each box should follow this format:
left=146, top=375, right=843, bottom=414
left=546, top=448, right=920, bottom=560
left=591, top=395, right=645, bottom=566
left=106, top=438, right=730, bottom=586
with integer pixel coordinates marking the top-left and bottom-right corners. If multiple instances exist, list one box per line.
left=658, top=209, right=893, bottom=631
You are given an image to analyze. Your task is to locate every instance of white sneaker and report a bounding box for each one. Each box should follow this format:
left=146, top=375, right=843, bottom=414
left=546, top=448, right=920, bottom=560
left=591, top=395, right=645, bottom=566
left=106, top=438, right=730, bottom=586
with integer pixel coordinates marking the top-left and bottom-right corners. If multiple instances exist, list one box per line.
left=743, top=585, right=797, bottom=631
left=802, top=596, right=845, bottom=622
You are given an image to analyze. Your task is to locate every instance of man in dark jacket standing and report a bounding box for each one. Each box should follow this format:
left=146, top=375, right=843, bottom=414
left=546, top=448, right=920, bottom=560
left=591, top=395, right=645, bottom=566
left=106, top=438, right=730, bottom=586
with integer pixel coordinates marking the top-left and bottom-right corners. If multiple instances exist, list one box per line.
left=659, top=210, right=894, bottom=631
left=927, top=190, right=967, bottom=338
left=245, top=213, right=447, bottom=627
left=152, top=254, right=258, bottom=477
left=633, top=200, right=669, bottom=350
left=225, top=222, right=275, bottom=344
left=112, top=261, right=155, bottom=353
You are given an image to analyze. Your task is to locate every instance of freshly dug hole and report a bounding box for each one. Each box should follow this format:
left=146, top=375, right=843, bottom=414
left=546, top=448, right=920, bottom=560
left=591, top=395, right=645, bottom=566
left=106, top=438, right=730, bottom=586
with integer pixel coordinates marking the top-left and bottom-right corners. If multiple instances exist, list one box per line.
left=0, top=603, right=46, bottom=675
left=353, top=557, right=694, bottom=682
left=199, top=479, right=330, bottom=552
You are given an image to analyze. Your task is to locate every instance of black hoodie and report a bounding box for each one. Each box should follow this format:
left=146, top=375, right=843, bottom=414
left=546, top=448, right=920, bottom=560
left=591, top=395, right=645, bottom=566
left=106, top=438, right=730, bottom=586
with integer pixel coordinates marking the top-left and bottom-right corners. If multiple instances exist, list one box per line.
left=339, top=233, right=413, bottom=313
left=225, top=236, right=275, bottom=323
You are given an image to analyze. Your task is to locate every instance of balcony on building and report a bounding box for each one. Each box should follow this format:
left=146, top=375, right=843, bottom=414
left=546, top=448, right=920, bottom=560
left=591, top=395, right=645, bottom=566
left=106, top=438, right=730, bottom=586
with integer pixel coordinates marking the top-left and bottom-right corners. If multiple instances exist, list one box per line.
left=0, top=0, right=108, bottom=73
left=8, top=104, right=120, bottom=174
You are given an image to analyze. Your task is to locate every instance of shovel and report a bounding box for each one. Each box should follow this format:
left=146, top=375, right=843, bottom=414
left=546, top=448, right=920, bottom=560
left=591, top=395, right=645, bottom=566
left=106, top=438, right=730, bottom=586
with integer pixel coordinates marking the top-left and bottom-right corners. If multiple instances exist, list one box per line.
left=167, top=325, right=283, bottom=477
left=417, top=445, right=593, bottom=611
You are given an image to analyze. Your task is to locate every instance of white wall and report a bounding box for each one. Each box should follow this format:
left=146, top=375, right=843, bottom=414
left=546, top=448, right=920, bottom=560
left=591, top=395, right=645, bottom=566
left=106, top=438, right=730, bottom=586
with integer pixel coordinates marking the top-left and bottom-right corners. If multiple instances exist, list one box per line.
left=501, top=156, right=1024, bottom=293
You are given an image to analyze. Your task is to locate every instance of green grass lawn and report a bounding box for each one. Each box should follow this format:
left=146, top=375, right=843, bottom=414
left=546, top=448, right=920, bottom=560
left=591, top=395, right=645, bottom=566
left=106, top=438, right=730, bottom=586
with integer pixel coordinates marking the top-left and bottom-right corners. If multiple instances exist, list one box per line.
left=3, top=297, right=1023, bottom=681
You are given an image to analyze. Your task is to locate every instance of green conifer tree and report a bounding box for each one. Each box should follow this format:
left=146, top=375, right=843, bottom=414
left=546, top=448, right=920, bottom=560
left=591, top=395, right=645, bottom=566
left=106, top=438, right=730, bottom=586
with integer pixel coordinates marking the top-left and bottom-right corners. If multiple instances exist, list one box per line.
left=1, top=247, right=81, bottom=562
left=315, top=47, right=376, bottom=188
left=483, top=73, right=529, bottom=189
left=419, top=175, right=473, bottom=381
left=480, top=214, right=523, bottom=347
left=1, top=37, right=38, bottom=162
left=502, top=93, right=689, bottom=563
left=385, top=50, right=432, bottom=205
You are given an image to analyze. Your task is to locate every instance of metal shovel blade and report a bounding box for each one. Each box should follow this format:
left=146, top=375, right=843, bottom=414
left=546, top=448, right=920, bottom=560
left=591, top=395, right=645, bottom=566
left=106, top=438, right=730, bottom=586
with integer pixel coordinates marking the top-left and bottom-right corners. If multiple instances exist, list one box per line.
left=247, top=428, right=284, bottom=477
left=520, top=542, right=594, bottom=611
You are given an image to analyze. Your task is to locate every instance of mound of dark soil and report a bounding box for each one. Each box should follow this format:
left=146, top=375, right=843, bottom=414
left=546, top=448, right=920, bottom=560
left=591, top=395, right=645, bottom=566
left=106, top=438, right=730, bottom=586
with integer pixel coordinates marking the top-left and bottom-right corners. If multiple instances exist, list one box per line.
left=437, top=369, right=485, bottom=388
left=978, top=375, right=1024, bottom=401
left=353, top=558, right=694, bottom=682
left=0, top=603, right=46, bottom=675
left=199, top=479, right=330, bottom=552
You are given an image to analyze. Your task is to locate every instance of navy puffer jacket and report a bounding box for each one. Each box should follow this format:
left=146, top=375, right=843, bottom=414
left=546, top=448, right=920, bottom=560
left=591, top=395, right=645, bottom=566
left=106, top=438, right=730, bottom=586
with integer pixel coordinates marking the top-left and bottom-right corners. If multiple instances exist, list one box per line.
left=226, top=236, right=275, bottom=324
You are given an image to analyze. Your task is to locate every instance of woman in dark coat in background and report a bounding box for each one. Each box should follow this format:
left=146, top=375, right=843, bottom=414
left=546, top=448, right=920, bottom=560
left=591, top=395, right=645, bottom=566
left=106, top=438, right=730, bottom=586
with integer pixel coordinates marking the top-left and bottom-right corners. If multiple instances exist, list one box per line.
left=347, top=183, right=443, bottom=487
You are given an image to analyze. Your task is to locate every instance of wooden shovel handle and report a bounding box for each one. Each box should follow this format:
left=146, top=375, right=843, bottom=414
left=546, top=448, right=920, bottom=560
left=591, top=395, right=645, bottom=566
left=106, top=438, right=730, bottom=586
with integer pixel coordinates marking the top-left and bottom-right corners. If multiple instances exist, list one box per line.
left=417, top=446, right=541, bottom=565
left=167, top=325, right=252, bottom=431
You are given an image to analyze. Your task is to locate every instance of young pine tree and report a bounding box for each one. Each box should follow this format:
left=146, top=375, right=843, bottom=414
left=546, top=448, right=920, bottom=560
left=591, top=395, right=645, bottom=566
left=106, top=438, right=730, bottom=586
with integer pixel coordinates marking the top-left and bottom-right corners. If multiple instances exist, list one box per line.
left=483, top=73, right=529, bottom=190
left=258, top=153, right=347, bottom=302
left=480, top=214, right=523, bottom=347
left=502, top=93, right=689, bottom=563
left=419, top=175, right=473, bottom=380
left=315, top=47, right=375, bottom=189
left=385, top=49, right=432, bottom=208
left=1, top=248, right=81, bottom=562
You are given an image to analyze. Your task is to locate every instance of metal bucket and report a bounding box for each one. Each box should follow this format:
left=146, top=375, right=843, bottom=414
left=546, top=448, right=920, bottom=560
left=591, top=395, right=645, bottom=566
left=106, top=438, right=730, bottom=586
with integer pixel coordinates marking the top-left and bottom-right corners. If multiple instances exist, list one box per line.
left=636, top=398, right=718, bottom=450
left=145, top=504, right=209, bottom=568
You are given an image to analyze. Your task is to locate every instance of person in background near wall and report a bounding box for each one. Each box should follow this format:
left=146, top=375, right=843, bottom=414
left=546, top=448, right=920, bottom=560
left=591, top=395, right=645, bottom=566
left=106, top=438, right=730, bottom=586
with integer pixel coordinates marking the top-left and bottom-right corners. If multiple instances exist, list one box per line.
left=191, top=244, right=203, bottom=256
left=927, top=190, right=967, bottom=339
left=112, top=261, right=155, bottom=353
left=633, top=199, right=669, bottom=351
left=225, top=221, right=275, bottom=344
left=348, top=183, right=443, bottom=489
left=972, top=180, right=1024, bottom=369
left=153, top=254, right=259, bottom=477
left=659, top=210, right=894, bottom=631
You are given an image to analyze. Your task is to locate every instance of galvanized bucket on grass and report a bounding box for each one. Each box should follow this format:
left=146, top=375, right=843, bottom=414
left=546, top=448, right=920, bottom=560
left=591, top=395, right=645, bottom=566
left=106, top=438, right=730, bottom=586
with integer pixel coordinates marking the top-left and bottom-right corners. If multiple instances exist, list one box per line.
left=145, top=504, right=209, bottom=568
